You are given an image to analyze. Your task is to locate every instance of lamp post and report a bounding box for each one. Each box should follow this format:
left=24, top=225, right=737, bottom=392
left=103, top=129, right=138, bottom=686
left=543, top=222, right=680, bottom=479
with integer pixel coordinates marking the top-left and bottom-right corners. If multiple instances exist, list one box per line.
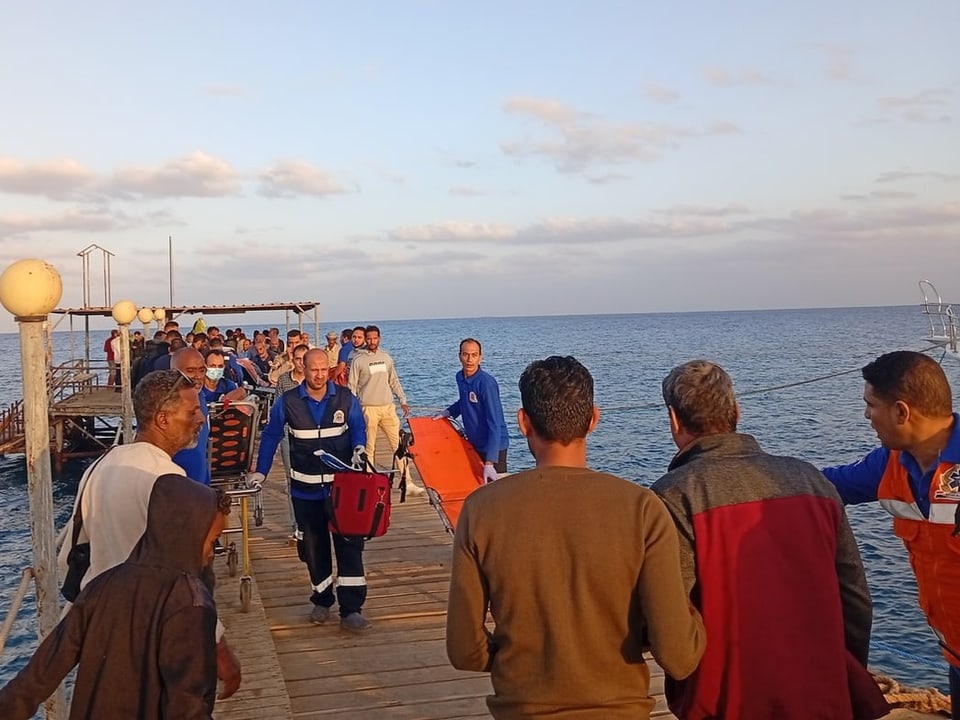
left=112, top=300, right=138, bottom=443
left=137, top=306, right=154, bottom=338
left=153, top=306, right=166, bottom=334
left=0, top=258, right=66, bottom=720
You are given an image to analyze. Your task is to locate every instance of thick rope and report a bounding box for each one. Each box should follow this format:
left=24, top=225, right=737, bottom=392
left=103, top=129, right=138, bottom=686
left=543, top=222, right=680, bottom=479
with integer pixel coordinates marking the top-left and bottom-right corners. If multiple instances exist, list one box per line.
left=873, top=673, right=952, bottom=716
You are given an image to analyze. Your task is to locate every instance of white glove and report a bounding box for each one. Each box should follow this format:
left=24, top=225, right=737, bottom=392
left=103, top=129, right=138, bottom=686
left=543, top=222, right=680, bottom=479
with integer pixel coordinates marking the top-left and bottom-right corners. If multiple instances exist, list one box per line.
left=432, top=410, right=450, bottom=420
left=247, top=471, right=265, bottom=489
left=352, top=446, right=366, bottom=469
left=482, top=464, right=499, bottom=484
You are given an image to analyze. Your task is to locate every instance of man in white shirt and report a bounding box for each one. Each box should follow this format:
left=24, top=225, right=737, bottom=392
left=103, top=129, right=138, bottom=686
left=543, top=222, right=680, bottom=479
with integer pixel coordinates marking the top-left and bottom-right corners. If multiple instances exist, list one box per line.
left=59, top=369, right=242, bottom=699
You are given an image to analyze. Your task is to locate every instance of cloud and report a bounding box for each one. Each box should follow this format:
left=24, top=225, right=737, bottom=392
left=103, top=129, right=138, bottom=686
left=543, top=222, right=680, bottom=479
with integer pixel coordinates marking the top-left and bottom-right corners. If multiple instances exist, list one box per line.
left=815, top=44, right=853, bottom=82
left=0, top=157, right=97, bottom=200
left=754, top=201, right=960, bottom=240
left=256, top=159, right=347, bottom=198
left=872, top=88, right=954, bottom=124
left=653, top=203, right=751, bottom=217
left=876, top=170, right=960, bottom=184
left=0, top=207, right=132, bottom=238
left=644, top=84, right=679, bottom=103
left=704, top=67, right=775, bottom=87
left=501, top=95, right=738, bottom=173
left=201, top=85, right=246, bottom=97
left=840, top=190, right=917, bottom=202
left=105, top=151, right=241, bottom=198
left=391, top=213, right=741, bottom=246
left=449, top=186, right=485, bottom=197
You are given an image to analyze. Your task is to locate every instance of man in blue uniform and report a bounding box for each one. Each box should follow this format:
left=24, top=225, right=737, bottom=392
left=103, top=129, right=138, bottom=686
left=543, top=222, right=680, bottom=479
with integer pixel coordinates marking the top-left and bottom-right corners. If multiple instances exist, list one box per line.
left=436, top=338, right=509, bottom=483
left=249, top=348, right=370, bottom=631
left=171, top=348, right=212, bottom=486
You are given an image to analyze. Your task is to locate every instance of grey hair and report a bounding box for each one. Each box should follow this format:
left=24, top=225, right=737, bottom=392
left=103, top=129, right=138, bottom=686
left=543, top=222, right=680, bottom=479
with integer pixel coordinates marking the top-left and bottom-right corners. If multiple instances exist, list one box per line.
left=662, top=360, right=738, bottom=435
left=134, top=370, right=192, bottom=427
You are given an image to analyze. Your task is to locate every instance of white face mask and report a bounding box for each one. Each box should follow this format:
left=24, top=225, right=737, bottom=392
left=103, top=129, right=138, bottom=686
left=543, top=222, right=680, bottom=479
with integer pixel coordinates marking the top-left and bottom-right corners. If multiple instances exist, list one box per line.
left=205, top=367, right=224, bottom=381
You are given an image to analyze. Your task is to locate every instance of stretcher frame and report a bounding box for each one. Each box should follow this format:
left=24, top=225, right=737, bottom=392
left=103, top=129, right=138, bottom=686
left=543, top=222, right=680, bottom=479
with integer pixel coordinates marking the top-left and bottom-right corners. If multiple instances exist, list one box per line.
left=207, top=397, right=264, bottom=612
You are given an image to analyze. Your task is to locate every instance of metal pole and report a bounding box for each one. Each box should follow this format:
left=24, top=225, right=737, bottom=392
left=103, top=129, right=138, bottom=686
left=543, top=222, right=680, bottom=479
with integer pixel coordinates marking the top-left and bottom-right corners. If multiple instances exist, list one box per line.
left=168, top=236, right=173, bottom=308
left=17, top=315, right=67, bottom=719
left=119, top=322, right=134, bottom=441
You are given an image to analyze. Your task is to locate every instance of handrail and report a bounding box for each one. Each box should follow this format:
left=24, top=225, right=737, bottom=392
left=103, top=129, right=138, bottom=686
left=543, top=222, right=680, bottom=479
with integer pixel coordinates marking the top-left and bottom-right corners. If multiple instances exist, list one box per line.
left=0, top=567, right=36, bottom=657
left=919, top=279, right=958, bottom=353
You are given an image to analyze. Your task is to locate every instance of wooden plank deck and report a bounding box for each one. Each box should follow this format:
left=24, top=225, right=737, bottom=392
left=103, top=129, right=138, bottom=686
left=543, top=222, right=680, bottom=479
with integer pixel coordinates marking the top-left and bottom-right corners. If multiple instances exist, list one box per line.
left=209, top=437, right=939, bottom=720
left=51, top=386, right=123, bottom=416
left=210, top=439, right=672, bottom=719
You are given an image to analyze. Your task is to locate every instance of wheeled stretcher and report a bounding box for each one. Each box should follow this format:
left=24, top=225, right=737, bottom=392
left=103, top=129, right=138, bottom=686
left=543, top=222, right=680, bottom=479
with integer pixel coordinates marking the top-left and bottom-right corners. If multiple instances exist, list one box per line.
left=207, top=398, right=263, bottom=612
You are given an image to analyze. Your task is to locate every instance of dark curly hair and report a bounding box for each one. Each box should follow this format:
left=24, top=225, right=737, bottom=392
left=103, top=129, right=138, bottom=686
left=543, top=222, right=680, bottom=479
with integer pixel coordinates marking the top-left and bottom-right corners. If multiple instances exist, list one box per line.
left=518, top=356, right=594, bottom=444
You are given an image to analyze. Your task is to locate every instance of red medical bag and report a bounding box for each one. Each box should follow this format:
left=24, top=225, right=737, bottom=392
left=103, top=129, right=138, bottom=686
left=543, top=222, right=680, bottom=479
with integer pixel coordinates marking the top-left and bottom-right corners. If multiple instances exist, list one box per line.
left=326, top=471, right=391, bottom=539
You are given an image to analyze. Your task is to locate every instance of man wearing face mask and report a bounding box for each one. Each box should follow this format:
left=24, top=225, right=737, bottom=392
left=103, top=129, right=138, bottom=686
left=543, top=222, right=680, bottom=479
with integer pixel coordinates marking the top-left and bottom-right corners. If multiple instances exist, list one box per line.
left=202, top=349, right=248, bottom=405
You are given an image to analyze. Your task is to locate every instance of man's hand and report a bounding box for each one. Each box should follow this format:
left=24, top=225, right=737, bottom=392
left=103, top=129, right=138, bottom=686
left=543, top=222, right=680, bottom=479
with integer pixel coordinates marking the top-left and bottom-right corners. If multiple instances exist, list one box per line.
left=352, top=446, right=366, bottom=469
left=482, top=464, right=499, bottom=484
left=216, top=638, right=242, bottom=699
left=247, top=471, right=265, bottom=490
left=432, top=410, right=450, bottom=420
left=400, top=403, right=410, bottom=417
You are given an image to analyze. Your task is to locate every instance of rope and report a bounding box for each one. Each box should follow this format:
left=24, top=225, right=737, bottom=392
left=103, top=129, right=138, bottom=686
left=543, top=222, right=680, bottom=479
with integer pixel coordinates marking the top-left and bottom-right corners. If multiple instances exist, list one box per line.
left=873, top=673, right=952, bottom=716
left=409, top=343, right=953, bottom=417
left=871, top=639, right=947, bottom=669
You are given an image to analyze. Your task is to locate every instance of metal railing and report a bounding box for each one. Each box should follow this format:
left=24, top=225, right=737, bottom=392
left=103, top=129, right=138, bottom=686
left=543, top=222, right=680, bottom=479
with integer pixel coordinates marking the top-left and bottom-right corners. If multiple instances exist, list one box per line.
left=0, top=567, right=36, bottom=657
left=919, top=279, right=959, bottom=353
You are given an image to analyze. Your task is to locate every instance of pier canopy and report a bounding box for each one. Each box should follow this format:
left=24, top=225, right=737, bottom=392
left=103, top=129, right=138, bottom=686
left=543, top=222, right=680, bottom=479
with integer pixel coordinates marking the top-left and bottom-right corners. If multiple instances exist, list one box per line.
left=53, top=301, right=319, bottom=319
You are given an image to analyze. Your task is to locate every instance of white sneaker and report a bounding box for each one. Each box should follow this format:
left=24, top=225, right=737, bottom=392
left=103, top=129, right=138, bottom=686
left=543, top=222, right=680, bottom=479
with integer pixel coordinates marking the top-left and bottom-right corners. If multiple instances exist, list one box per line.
left=404, top=482, right=426, bottom=496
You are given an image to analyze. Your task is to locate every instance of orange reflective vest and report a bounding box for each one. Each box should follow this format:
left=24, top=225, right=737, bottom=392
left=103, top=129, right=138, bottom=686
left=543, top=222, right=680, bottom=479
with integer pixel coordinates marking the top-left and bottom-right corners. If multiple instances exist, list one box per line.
left=879, top=454, right=960, bottom=665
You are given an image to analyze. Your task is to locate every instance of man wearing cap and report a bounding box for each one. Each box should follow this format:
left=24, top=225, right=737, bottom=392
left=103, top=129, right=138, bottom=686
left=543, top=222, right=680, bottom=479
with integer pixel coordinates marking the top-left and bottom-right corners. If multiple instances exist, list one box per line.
left=323, top=331, right=340, bottom=372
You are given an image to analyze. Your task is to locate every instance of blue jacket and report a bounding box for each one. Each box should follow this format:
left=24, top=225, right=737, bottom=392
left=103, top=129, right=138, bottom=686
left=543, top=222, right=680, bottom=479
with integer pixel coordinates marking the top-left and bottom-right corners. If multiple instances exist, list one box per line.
left=256, top=382, right=366, bottom=500
left=822, top=413, right=960, bottom=518
left=172, top=399, right=211, bottom=485
left=446, top=368, right=509, bottom=463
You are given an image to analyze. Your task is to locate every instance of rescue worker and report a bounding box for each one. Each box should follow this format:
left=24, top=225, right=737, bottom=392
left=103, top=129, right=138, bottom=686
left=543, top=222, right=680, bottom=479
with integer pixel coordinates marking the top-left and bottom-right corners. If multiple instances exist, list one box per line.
left=249, top=348, right=371, bottom=631
left=823, top=350, right=960, bottom=717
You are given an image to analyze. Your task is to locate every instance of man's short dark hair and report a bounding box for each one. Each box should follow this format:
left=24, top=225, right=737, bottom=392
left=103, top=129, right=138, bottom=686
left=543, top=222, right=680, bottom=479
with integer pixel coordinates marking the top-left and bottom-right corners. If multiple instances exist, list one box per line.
left=134, top=370, right=194, bottom=426
left=365, top=325, right=380, bottom=336
left=862, top=351, right=953, bottom=417
left=204, top=348, right=225, bottom=362
left=662, top=360, right=738, bottom=435
left=286, top=329, right=301, bottom=340
left=192, top=332, right=207, bottom=343
left=519, top=356, right=593, bottom=444
left=341, top=328, right=352, bottom=338
left=353, top=325, right=366, bottom=334
left=459, top=338, right=482, bottom=354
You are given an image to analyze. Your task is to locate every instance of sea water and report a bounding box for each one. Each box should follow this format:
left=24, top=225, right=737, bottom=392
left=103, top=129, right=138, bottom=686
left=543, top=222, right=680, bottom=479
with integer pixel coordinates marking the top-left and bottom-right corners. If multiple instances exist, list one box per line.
left=1, top=305, right=957, bottom=694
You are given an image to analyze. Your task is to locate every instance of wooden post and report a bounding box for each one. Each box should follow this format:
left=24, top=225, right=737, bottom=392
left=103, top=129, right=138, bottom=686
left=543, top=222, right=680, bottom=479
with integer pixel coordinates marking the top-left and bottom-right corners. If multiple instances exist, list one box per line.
left=18, top=315, right=67, bottom=718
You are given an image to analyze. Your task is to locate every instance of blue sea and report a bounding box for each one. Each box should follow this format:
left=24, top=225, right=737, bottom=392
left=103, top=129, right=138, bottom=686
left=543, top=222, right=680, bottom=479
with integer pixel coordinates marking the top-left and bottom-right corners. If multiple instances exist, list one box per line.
left=2, top=305, right=958, bottom=695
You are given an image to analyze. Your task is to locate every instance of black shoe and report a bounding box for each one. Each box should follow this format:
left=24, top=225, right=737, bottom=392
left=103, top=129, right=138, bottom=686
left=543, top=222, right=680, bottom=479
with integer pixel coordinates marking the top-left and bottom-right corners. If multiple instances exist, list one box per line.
left=310, top=605, right=331, bottom=625
left=339, top=612, right=370, bottom=632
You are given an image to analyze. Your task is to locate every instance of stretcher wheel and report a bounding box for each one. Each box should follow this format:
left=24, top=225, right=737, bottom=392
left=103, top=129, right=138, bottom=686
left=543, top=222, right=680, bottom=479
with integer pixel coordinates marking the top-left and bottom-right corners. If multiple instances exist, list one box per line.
left=226, top=546, right=238, bottom=577
left=254, top=504, right=264, bottom=527
left=240, top=577, right=252, bottom=612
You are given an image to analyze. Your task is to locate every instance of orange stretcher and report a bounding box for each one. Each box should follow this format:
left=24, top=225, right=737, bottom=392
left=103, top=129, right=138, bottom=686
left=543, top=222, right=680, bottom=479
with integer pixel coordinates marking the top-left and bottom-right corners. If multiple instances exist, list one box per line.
left=405, top=416, right=485, bottom=533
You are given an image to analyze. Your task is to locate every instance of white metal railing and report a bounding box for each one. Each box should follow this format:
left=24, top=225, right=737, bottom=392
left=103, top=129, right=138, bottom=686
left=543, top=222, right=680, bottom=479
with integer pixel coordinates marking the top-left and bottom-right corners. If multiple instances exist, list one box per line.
left=919, top=280, right=959, bottom=353
left=0, top=567, right=36, bottom=657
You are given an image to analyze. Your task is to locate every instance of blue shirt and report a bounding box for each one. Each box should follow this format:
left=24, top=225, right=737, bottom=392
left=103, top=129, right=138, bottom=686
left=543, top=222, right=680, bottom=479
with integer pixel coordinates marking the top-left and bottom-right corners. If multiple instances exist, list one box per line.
left=822, top=413, right=960, bottom=518
left=255, top=382, right=366, bottom=498
left=446, top=368, right=509, bottom=463
left=172, top=398, right=211, bottom=485
left=200, top=378, right=238, bottom=405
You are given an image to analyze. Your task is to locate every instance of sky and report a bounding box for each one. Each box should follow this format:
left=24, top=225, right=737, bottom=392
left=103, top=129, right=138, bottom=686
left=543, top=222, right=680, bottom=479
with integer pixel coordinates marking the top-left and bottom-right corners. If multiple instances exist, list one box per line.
left=0, top=1, right=958, bottom=332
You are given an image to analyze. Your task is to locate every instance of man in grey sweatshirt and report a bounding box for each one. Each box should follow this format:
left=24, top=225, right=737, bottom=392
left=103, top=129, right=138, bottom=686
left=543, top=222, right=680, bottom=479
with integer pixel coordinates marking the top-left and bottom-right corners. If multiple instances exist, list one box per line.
left=348, top=325, right=410, bottom=468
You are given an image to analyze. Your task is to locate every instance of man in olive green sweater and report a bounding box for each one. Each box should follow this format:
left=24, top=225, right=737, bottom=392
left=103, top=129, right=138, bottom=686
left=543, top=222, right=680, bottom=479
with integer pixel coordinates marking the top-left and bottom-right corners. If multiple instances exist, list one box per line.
left=446, top=355, right=706, bottom=720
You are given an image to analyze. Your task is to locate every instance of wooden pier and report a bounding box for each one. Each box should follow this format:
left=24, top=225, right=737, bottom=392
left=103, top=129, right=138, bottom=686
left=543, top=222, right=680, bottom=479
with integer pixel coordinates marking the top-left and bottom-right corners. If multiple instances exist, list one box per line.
left=210, top=446, right=674, bottom=719
left=209, top=443, right=941, bottom=720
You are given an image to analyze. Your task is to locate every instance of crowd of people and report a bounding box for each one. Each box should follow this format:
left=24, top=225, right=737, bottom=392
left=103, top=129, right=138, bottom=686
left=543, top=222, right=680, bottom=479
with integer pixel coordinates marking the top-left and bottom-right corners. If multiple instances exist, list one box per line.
left=2, top=325, right=958, bottom=718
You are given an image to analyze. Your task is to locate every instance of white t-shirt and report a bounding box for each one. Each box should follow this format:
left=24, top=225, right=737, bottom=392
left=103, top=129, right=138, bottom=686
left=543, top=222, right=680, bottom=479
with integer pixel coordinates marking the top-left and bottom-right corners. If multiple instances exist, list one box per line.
left=59, top=442, right=185, bottom=589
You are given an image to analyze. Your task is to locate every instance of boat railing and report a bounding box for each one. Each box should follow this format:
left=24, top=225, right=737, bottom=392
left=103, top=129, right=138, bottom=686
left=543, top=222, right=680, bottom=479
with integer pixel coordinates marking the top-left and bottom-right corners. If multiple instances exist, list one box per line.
left=919, top=279, right=958, bottom=353
left=0, top=567, right=36, bottom=658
